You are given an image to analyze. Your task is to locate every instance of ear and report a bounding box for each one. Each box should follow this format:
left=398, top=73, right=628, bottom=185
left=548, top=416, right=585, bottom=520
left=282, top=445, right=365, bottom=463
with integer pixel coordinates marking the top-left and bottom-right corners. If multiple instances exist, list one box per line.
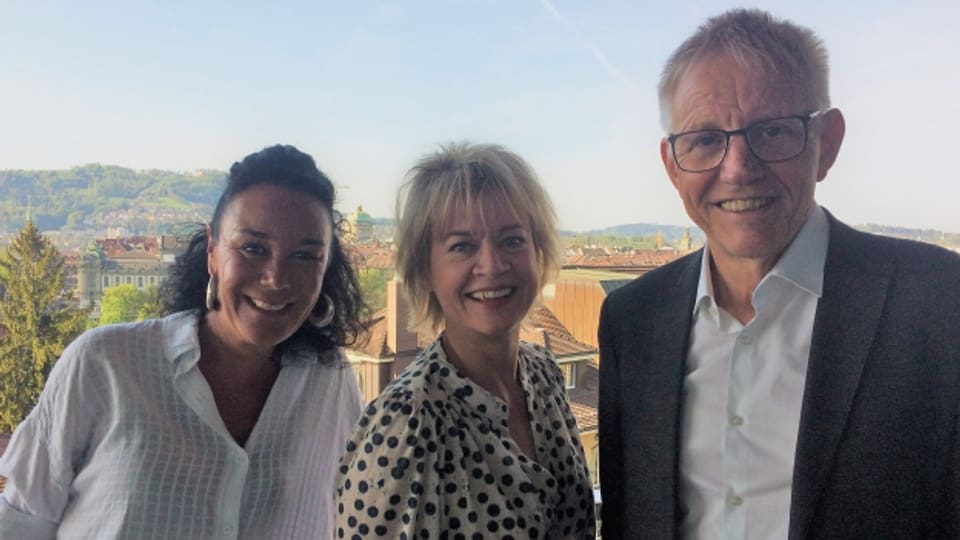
left=815, top=108, right=845, bottom=182
left=205, top=223, right=217, bottom=277
left=660, top=137, right=682, bottom=191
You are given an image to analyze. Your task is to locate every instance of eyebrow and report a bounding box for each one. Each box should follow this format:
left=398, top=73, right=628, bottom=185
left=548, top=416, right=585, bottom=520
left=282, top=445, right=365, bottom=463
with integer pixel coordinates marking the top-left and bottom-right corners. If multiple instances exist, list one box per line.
left=238, top=228, right=326, bottom=247
left=678, top=112, right=794, bottom=133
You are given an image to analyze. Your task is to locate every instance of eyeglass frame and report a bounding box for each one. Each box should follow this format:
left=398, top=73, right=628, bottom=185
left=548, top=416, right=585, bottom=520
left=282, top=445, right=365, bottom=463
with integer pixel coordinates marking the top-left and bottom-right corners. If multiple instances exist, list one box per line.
left=666, top=110, right=823, bottom=173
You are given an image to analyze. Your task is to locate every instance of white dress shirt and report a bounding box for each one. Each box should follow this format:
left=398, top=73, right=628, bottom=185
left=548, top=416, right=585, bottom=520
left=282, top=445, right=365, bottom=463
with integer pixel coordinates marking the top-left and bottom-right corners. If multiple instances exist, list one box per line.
left=679, top=206, right=829, bottom=540
left=0, top=310, right=364, bottom=540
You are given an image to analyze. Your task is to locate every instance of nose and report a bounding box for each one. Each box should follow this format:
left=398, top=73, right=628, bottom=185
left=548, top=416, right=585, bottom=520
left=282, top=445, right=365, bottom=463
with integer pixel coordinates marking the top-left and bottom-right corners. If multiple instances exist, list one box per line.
left=474, top=240, right=509, bottom=276
left=260, top=257, right=291, bottom=289
left=718, top=133, right=762, bottom=184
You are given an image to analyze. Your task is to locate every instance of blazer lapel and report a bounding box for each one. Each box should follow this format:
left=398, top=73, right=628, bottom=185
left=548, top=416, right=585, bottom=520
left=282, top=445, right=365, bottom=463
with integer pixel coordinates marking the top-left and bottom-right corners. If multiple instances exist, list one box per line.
left=640, top=253, right=700, bottom=537
left=789, top=215, right=892, bottom=540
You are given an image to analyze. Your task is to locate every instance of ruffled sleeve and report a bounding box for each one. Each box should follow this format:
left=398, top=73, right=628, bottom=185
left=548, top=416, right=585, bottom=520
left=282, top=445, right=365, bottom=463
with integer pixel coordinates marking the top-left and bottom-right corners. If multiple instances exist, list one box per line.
left=334, top=394, right=447, bottom=538
left=0, top=329, right=102, bottom=537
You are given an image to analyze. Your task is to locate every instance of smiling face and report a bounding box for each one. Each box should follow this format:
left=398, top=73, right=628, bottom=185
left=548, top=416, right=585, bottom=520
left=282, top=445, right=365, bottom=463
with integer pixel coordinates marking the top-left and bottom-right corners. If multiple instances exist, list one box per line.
left=427, top=194, right=540, bottom=346
left=206, top=183, right=332, bottom=357
left=661, top=52, right=843, bottom=274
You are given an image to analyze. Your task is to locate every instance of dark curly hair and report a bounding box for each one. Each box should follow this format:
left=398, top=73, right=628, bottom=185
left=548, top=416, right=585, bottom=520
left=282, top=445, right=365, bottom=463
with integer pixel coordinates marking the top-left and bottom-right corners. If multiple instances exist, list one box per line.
left=160, top=144, right=366, bottom=357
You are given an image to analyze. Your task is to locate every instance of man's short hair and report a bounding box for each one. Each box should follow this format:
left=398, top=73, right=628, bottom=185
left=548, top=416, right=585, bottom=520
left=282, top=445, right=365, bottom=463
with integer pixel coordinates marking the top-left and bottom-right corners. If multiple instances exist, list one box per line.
left=658, top=8, right=831, bottom=131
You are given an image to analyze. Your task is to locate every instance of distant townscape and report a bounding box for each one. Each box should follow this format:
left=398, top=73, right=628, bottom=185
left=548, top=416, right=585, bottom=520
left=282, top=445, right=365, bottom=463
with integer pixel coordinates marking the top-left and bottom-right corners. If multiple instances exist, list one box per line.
left=1, top=165, right=958, bottom=491
left=1, top=164, right=958, bottom=246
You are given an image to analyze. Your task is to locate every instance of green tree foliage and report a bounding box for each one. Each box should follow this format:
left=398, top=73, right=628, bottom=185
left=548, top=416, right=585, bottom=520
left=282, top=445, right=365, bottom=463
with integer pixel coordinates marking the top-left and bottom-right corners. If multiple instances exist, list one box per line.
left=137, top=285, right=164, bottom=321
left=0, top=221, right=88, bottom=431
left=99, top=284, right=150, bottom=325
left=357, top=268, right=392, bottom=316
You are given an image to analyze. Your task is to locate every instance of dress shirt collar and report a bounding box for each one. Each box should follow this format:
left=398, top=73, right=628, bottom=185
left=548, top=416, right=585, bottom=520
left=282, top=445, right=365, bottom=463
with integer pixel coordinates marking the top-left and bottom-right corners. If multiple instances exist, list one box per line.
left=162, top=310, right=202, bottom=376
left=693, top=205, right=830, bottom=317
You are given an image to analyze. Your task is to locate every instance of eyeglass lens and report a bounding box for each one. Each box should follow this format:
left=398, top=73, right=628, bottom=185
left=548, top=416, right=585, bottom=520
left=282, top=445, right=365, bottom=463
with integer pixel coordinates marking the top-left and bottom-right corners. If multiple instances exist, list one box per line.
left=673, top=116, right=807, bottom=172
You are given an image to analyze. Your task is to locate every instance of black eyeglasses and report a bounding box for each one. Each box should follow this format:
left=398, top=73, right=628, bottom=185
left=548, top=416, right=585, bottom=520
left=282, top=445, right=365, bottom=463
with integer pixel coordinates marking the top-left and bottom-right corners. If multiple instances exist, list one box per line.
left=667, top=110, right=822, bottom=173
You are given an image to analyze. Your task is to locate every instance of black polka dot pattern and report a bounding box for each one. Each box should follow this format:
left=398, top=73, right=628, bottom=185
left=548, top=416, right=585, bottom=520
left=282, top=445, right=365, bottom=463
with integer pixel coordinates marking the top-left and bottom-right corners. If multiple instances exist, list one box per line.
left=334, top=338, right=596, bottom=538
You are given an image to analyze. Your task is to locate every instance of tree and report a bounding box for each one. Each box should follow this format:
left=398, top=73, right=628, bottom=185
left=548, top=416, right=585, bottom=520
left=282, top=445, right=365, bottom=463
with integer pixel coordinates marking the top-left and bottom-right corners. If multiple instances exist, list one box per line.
left=357, top=268, right=391, bottom=315
left=99, top=284, right=150, bottom=324
left=136, top=285, right=164, bottom=321
left=0, top=221, right=88, bottom=431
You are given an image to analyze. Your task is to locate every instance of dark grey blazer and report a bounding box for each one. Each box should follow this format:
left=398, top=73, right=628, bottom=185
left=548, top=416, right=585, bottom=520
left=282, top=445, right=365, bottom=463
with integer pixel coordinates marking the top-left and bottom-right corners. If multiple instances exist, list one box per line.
left=598, top=211, right=960, bottom=539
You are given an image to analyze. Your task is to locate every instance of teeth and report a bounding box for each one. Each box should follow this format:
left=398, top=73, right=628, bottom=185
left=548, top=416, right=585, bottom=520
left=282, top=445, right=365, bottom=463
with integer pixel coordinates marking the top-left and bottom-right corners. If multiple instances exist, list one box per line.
left=469, top=288, right=512, bottom=301
left=251, top=298, right=286, bottom=311
left=719, top=198, right=773, bottom=212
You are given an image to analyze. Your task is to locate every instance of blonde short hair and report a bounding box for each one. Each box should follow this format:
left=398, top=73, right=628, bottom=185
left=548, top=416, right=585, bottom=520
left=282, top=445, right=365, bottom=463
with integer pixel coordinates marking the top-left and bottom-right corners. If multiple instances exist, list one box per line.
left=395, top=142, right=561, bottom=335
left=658, top=8, right=830, bottom=131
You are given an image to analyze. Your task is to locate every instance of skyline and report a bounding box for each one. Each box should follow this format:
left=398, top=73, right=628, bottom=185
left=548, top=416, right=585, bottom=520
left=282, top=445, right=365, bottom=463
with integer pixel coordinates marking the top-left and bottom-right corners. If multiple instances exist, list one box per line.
left=2, top=1, right=958, bottom=233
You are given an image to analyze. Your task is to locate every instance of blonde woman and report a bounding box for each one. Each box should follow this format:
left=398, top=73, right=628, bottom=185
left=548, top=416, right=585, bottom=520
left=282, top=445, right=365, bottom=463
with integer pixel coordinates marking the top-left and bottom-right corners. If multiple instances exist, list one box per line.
left=335, top=142, right=595, bottom=539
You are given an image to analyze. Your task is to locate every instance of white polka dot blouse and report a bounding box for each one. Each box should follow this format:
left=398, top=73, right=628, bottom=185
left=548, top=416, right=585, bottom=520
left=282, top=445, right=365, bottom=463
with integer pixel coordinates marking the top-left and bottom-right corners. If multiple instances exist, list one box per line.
left=334, top=337, right=596, bottom=539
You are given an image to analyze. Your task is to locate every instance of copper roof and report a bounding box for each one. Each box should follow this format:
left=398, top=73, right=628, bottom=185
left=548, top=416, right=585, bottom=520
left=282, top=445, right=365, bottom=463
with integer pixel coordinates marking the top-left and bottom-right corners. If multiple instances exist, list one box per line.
left=520, top=305, right=596, bottom=359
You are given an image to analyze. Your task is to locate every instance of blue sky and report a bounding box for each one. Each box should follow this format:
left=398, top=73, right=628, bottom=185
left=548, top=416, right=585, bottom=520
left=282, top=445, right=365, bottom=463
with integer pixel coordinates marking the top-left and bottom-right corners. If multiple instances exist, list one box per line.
left=2, top=1, right=958, bottom=232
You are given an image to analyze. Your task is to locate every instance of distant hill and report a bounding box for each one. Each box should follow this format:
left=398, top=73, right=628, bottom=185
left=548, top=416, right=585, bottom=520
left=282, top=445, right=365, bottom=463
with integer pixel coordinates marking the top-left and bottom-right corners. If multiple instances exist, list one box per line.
left=0, top=166, right=955, bottom=251
left=0, top=164, right=225, bottom=233
left=568, top=223, right=706, bottom=243
left=858, top=224, right=960, bottom=247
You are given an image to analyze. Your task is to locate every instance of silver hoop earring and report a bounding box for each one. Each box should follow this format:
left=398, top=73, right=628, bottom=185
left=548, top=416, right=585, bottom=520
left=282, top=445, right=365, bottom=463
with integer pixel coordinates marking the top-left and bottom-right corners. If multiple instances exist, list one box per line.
left=308, top=293, right=335, bottom=328
left=205, top=277, right=220, bottom=311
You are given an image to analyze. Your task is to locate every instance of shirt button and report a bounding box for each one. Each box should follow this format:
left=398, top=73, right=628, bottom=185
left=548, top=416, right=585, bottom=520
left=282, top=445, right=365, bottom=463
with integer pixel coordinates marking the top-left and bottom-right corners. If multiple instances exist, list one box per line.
left=223, top=524, right=235, bottom=534
left=728, top=495, right=744, bottom=507
left=730, top=415, right=744, bottom=427
left=738, top=334, right=754, bottom=345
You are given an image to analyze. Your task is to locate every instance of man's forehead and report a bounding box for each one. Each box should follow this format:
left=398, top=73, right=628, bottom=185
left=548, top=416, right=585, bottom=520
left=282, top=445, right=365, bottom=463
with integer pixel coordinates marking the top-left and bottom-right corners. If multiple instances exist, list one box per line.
left=670, top=53, right=809, bottom=129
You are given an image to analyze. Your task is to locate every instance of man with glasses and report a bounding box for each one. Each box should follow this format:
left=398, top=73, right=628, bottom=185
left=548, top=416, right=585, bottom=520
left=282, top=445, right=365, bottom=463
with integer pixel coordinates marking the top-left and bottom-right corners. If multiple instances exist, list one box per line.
left=598, top=8, right=960, bottom=539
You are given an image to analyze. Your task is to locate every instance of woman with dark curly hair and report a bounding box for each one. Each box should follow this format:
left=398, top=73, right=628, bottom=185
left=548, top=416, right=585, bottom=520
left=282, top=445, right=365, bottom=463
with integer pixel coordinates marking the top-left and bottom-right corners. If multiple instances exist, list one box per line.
left=0, top=144, right=366, bottom=539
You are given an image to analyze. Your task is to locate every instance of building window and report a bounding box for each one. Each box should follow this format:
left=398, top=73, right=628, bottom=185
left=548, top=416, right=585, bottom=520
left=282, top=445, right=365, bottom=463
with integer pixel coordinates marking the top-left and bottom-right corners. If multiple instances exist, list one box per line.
left=149, top=276, right=156, bottom=285
left=138, top=276, right=143, bottom=288
left=559, top=362, right=577, bottom=389
left=103, top=276, right=109, bottom=287
left=126, top=276, right=132, bottom=284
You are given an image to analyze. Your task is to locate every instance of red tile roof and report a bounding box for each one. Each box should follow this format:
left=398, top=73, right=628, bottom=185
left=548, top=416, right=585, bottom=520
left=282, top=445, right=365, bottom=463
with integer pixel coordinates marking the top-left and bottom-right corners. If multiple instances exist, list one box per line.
left=520, top=305, right=596, bottom=359
left=97, top=236, right=161, bottom=259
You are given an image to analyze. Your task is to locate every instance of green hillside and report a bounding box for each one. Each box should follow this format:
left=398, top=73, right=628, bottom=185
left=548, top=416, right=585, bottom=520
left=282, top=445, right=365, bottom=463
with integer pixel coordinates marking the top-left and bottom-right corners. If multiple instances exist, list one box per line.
left=0, top=164, right=225, bottom=233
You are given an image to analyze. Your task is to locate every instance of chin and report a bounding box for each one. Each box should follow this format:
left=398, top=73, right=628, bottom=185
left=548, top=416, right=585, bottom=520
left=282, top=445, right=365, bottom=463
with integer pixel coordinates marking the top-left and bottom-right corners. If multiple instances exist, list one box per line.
left=244, top=325, right=299, bottom=349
